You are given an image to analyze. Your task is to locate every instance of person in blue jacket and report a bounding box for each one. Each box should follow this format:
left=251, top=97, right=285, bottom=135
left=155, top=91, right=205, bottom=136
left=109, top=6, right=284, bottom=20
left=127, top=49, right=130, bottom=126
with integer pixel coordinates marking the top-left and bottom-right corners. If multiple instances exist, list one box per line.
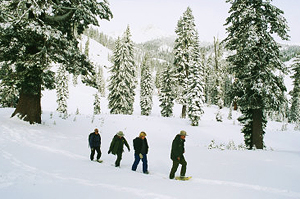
left=88, top=128, right=102, bottom=162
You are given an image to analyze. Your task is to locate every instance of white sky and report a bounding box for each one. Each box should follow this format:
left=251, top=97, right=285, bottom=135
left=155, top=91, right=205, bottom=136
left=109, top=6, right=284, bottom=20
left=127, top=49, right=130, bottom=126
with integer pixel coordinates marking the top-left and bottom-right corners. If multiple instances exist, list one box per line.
left=99, top=0, right=300, bottom=45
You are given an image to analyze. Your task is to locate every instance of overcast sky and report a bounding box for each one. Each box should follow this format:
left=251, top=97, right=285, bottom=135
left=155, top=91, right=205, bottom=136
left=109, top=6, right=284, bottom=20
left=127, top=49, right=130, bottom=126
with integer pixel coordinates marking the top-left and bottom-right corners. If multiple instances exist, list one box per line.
left=99, top=0, right=300, bottom=44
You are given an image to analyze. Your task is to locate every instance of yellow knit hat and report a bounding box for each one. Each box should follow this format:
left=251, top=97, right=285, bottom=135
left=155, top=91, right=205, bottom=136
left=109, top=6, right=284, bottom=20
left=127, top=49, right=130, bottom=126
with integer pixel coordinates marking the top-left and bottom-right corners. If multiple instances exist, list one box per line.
left=139, top=131, right=147, bottom=137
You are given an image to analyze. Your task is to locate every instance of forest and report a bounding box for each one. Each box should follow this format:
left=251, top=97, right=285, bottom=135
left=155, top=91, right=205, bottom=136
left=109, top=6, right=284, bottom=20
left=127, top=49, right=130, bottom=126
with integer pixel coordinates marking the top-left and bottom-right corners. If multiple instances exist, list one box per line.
left=1, top=0, right=300, bottom=149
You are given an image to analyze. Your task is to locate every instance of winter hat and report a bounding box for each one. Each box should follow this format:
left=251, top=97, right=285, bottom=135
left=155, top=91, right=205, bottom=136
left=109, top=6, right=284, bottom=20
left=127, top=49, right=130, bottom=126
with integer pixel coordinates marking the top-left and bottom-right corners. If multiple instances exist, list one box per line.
left=179, top=130, right=188, bottom=136
left=117, top=131, right=124, bottom=137
left=139, top=131, right=147, bottom=137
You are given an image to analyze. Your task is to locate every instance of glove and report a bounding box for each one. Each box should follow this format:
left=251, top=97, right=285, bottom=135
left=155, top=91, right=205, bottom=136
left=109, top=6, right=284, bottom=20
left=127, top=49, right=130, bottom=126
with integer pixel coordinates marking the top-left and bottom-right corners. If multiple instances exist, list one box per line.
left=139, top=153, right=143, bottom=159
left=91, top=148, right=95, bottom=151
left=108, top=150, right=111, bottom=154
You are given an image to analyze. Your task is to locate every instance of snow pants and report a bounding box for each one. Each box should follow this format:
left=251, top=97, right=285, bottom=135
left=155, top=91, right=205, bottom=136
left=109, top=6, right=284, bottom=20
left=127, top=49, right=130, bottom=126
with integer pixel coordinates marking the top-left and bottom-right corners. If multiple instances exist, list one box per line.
left=169, top=155, right=187, bottom=179
left=115, top=152, right=122, bottom=167
left=90, top=146, right=101, bottom=161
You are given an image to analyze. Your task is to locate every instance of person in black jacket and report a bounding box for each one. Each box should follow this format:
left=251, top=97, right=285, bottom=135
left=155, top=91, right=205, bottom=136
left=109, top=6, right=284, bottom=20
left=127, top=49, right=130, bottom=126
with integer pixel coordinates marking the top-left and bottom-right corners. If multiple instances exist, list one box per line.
left=169, top=130, right=188, bottom=179
left=108, top=131, right=130, bottom=167
left=88, top=128, right=102, bottom=162
left=131, top=131, right=149, bottom=174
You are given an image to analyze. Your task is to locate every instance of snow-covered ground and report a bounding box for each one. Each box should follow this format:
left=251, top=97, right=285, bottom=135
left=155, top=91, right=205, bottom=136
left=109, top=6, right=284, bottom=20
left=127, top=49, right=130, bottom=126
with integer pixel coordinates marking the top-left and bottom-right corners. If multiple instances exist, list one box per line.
left=1, top=90, right=300, bottom=199
left=1, top=38, right=300, bottom=199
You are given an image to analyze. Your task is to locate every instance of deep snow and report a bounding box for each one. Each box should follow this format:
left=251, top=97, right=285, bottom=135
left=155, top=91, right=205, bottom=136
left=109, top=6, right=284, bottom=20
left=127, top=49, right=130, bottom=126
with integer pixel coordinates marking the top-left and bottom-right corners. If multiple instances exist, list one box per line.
left=1, top=37, right=300, bottom=199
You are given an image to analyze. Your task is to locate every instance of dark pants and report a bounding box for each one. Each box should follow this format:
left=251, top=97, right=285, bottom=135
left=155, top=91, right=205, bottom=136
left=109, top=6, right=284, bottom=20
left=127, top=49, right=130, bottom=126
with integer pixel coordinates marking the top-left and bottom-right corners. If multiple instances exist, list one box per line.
left=90, top=146, right=101, bottom=161
left=132, top=153, right=148, bottom=173
left=115, top=152, right=122, bottom=167
left=169, top=156, right=187, bottom=179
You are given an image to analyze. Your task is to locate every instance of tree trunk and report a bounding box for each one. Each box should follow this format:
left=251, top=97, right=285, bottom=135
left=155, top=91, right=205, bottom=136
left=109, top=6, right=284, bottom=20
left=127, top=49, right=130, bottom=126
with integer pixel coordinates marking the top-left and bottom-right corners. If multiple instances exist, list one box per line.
left=233, top=101, right=238, bottom=111
left=252, top=109, right=263, bottom=149
left=181, top=105, right=187, bottom=118
left=11, top=88, right=41, bottom=124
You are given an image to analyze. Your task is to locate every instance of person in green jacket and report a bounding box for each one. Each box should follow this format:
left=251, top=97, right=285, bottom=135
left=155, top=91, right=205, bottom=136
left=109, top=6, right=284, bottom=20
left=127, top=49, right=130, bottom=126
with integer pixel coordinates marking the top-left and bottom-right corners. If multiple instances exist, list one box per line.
left=108, top=131, right=130, bottom=167
left=169, top=130, right=188, bottom=179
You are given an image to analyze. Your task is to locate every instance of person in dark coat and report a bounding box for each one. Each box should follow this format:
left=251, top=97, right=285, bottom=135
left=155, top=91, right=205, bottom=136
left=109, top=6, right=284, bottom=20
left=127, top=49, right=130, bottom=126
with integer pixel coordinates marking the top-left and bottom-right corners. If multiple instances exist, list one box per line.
left=88, top=128, right=102, bottom=161
left=108, top=131, right=130, bottom=167
left=169, top=130, right=188, bottom=179
left=131, top=131, right=149, bottom=174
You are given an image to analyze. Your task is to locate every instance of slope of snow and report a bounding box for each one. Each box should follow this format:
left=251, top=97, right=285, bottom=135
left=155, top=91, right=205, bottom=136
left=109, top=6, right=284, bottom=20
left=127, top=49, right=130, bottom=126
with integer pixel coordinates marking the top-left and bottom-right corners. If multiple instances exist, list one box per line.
left=101, top=24, right=174, bottom=44
left=1, top=100, right=300, bottom=199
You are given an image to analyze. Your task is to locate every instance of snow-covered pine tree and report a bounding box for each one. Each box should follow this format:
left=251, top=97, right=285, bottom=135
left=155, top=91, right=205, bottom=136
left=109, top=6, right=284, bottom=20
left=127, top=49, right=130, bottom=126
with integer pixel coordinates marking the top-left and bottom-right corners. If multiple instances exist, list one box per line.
left=108, top=26, right=136, bottom=115
left=56, top=65, right=69, bottom=119
left=95, top=65, right=106, bottom=97
left=173, top=7, right=198, bottom=118
left=212, top=37, right=225, bottom=108
left=187, top=31, right=205, bottom=126
left=93, top=93, right=101, bottom=115
left=108, top=37, right=123, bottom=114
left=122, top=25, right=137, bottom=88
left=199, top=47, right=211, bottom=104
left=140, top=54, right=154, bottom=116
left=85, top=37, right=90, bottom=57
left=289, top=56, right=300, bottom=123
left=224, top=0, right=289, bottom=149
left=212, top=37, right=226, bottom=122
left=228, top=104, right=233, bottom=120
left=155, top=67, right=163, bottom=91
left=0, top=0, right=112, bottom=124
left=159, top=63, right=175, bottom=117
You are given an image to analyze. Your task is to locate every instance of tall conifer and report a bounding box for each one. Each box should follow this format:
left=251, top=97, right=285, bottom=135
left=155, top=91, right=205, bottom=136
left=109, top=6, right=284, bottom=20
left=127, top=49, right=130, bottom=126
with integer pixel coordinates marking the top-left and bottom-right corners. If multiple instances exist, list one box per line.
left=289, top=56, right=300, bottom=124
left=159, top=63, right=175, bottom=117
left=187, top=31, right=205, bottom=126
left=56, top=65, right=69, bottom=119
left=140, top=54, right=154, bottom=116
left=173, top=7, right=197, bottom=118
left=224, top=0, right=289, bottom=149
left=108, top=26, right=136, bottom=115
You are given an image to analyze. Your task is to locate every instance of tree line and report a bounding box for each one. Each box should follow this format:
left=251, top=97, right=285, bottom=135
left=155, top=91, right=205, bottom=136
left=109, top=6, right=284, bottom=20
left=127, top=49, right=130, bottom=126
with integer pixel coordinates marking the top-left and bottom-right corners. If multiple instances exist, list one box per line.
left=1, top=0, right=300, bottom=149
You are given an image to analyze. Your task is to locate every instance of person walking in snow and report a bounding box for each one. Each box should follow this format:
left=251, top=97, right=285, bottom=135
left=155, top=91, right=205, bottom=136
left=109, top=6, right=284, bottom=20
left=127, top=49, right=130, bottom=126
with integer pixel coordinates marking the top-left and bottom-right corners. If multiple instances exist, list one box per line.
left=169, top=130, right=188, bottom=179
left=88, top=128, right=102, bottom=162
left=131, top=131, right=149, bottom=174
left=108, top=131, right=130, bottom=167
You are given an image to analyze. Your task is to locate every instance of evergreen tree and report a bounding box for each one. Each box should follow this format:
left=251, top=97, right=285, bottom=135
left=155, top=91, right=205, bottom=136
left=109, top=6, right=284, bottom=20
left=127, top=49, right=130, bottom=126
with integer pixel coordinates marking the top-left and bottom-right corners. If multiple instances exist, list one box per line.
left=140, top=54, right=154, bottom=116
left=56, top=65, right=69, bottom=119
left=155, top=64, right=163, bottom=91
left=212, top=37, right=227, bottom=122
left=0, top=0, right=112, bottom=124
left=289, top=56, right=300, bottom=123
left=159, top=63, right=175, bottom=117
left=199, top=46, right=212, bottom=105
left=228, top=104, right=233, bottom=120
left=85, top=37, right=90, bottom=57
left=91, top=65, right=106, bottom=97
left=187, top=31, right=205, bottom=126
left=173, top=7, right=198, bottom=118
left=108, top=26, right=136, bottom=115
left=224, top=0, right=289, bottom=149
left=212, top=37, right=225, bottom=108
left=93, top=93, right=101, bottom=115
